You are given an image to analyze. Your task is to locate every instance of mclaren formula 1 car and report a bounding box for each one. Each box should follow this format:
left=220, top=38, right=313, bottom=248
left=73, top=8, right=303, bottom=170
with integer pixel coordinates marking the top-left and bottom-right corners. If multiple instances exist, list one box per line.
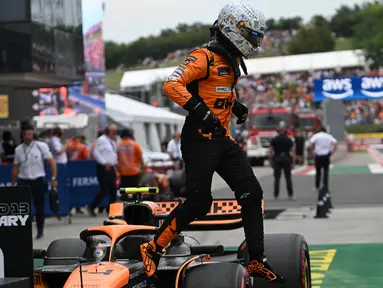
left=33, top=188, right=312, bottom=288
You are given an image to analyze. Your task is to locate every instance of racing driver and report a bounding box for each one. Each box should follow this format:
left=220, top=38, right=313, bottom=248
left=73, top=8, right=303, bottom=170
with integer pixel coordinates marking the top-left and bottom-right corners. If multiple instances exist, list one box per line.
left=140, top=1, right=284, bottom=284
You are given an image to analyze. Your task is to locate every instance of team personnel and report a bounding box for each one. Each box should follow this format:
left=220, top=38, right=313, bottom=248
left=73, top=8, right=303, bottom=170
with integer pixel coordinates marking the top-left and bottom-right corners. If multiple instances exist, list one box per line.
left=116, top=128, right=144, bottom=199
left=294, top=130, right=305, bottom=165
left=88, top=124, right=118, bottom=216
left=11, top=125, right=57, bottom=239
left=90, top=131, right=103, bottom=159
left=310, top=126, right=337, bottom=191
left=0, top=131, right=17, bottom=165
left=49, top=127, right=68, bottom=164
left=66, top=136, right=89, bottom=161
left=167, top=131, right=182, bottom=169
left=139, top=2, right=284, bottom=283
left=269, top=126, right=295, bottom=200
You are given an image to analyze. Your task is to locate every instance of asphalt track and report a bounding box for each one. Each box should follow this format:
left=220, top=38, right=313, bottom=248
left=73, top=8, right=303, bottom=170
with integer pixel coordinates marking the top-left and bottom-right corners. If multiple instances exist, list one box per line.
left=33, top=149, right=383, bottom=248
left=31, top=149, right=383, bottom=287
left=214, top=151, right=383, bottom=208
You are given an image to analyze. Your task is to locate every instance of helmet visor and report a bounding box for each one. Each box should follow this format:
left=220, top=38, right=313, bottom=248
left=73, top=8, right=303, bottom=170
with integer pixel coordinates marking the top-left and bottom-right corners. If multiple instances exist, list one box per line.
left=242, top=28, right=264, bottom=48
left=236, top=21, right=264, bottom=48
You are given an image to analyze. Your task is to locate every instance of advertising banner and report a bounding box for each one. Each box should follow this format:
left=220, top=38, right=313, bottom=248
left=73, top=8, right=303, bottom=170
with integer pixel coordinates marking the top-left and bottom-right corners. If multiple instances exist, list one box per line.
left=313, top=76, right=383, bottom=102
left=0, top=164, right=71, bottom=217
left=67, top=160, right=108, bottom=208
left=0, top=95, right=8, bottom=118
left=82, top=0, right=106, bottom=97
left=346, top=133, right=383, bottom=151
left=0, top=161, right=108, bottom=216
left=0, top=186, right=33, bottom=284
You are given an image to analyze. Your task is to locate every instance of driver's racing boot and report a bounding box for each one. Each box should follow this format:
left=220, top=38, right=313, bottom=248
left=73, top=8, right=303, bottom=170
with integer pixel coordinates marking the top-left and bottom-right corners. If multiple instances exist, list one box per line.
left=247, top=257, right=285, bottom=284
left=140, top=240, right=162, bottom=278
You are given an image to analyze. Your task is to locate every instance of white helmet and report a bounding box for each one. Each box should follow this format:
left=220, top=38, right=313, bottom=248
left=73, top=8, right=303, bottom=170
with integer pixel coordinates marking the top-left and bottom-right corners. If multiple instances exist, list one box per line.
left=217, top=1, right=266, bottom=59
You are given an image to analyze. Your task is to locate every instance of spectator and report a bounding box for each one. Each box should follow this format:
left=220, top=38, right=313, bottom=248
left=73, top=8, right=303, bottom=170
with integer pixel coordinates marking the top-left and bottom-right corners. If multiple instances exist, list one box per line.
left=11, top=124, right=57, bottom=239
left=116, top=128, right=144, bottom=200
left=88, top=124, right=118, bottom=216
left=1, top=131, right=17, bottom=165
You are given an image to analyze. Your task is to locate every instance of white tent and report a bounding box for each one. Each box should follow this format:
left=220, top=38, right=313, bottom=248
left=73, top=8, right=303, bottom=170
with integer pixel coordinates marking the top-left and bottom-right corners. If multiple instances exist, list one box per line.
left=105, top=92, right=185, bottom=151
left=120, top=50, right=366, bottom=90
left=120, top=67, right=175, bottom=90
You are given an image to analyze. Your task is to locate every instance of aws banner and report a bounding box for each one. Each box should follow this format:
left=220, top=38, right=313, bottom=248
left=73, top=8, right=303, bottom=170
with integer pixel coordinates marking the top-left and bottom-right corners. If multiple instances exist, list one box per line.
left=313, top=76, right=383, bottom=102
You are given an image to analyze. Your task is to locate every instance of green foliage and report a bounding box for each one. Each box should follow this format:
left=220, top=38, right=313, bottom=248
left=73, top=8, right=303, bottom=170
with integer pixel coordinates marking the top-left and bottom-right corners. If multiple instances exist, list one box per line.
left=266, top=17, right=303, bottom=30
left=310, top=15, right=329, bottom=28
left=346, top=124, right=383, bottom=134
left=352, top=2, right=383, bottom=69
left=105, top=23, right=210, bottom=69
left=105, top=69, right=125, bottom=90
left=287, top=22, right=335, bottom=55
left=104, top=2, right=383, bottom=70
left=335, top=38, right=353, bottom=51
left=329, top=5, right=361, bottom=37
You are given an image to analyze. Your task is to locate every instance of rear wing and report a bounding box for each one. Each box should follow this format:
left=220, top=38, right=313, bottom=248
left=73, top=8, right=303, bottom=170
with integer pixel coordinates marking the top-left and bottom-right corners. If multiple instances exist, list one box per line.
left=111, top=188, right=266, bottom=231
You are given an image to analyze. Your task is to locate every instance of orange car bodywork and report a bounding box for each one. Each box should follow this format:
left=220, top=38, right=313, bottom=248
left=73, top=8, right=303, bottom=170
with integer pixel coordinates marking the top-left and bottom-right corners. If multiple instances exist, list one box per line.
left=38, top=199, right=266, bottom=288
left=63, top=262, right=130, bottom=288
left=61, top=225, right=155, bottom=287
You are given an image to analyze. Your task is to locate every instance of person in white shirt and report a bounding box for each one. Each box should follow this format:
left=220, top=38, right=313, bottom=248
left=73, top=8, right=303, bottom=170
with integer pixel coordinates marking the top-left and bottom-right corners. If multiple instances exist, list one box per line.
left=309, top=126, right=337, bottom=191
left=49, top=127, right=68, bottom=164
left=167, top=131, right=182, bottom=169
left=11, top=125, right=57, bottom=239
left=88, top=124, right=118, bottom=216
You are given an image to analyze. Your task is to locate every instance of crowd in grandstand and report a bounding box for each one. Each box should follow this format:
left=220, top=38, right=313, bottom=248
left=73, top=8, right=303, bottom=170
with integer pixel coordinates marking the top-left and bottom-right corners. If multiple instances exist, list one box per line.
left=136, top=38, right=383, bottom=128
left=141, top=29, right=300, bottom=68
left=234, top=67, right=383, bottom=126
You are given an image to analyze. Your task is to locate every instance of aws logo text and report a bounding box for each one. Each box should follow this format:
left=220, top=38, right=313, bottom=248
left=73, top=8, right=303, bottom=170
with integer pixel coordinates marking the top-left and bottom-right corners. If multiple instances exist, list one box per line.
left=361, top=77, right=383, bottom=97
left=321, top=78, right=353, bottom=99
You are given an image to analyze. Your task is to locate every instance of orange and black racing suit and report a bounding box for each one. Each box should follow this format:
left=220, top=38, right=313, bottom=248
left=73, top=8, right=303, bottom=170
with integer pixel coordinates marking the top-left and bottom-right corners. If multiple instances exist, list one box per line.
left=140, top=43, right=278, bottom=281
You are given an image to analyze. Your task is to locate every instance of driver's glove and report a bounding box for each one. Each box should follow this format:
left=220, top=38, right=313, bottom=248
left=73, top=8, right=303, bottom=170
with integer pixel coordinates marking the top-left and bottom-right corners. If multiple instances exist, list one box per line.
left=232, top=100, right=248, bottom=125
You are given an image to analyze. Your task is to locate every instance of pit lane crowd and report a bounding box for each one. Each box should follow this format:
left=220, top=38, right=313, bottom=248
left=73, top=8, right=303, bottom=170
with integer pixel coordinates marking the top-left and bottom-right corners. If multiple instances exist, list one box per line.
left=0, top=125, right=182, bottom=213
left=1, top=124, right=184, bottom=238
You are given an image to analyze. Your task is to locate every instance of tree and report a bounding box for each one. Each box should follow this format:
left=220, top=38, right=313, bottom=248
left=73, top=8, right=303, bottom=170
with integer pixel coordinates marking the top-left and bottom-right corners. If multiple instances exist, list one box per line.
left=277, top=17, right=303, bottom=30
left=104, top=23, right=211, bottom=69
left=310, top=15, right=329, bottom=28
left=352, top=3, right=383, bottom=69
left=287, top=23, right=335, bottom=55
left=266, top=18, right=276, bottom=30
left=329, top=5, right=360, bottom=37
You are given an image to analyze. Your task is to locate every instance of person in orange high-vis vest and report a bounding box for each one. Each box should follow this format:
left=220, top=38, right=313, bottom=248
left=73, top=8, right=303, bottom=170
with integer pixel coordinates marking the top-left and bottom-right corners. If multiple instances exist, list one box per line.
left=116, top=128, right=144, bottom=200
left=66, top=136, right=89, bottom=161
left=66, top=136, right=89, bottom=214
